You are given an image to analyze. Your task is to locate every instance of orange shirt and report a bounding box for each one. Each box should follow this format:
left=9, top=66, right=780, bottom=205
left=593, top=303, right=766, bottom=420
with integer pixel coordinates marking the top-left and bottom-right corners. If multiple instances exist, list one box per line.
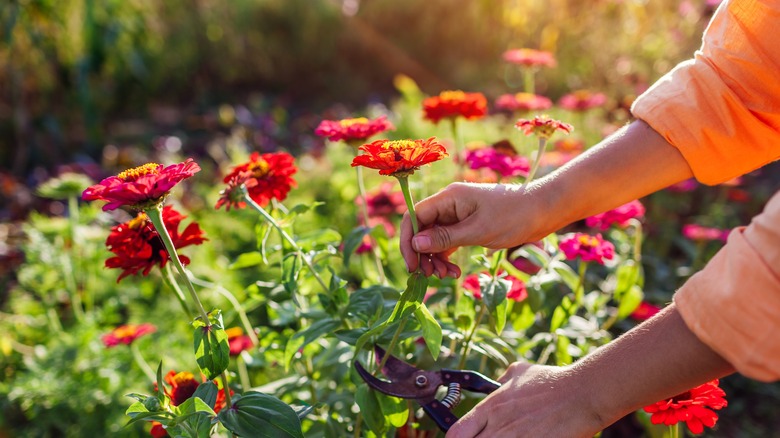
left=632, top=0, right=780, bottom=381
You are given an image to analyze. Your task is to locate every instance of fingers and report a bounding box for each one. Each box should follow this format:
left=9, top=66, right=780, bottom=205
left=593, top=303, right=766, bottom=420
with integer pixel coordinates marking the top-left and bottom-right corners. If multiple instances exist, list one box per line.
left=446, top=408, right=486, bottom=438
left=498, top=361, right=534, bottom=384
left=400, top=212, right=419, bottom=272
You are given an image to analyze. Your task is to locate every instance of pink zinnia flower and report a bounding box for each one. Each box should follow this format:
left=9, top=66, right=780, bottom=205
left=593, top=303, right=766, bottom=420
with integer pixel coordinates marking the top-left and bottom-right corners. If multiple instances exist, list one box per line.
left=515, top=115, right=573, bottom=139
left=643, top=380, right=727, bottom=434
left=502, top=48, right=556, bottom=68
left=667, top=178, right=699, bottom=193
left=559, top=233, right=615, bottom=265
left=356, top=182, right=407, bottom=218
left=585, top=200, right=645, bottom=230
left=462, top=271, right=528, bottom=302
left=464, top=147, right=530, bottom=178
left=558, top=90, right=607, bottom=112
left=682, top=224, right=729, bottom=242
left=83, top=159, right=200, bottom=211
left=314, top=116, right=394, bottom=143
left=494, top=93, right=553, bottom=113
left=102, top=323, right=156, bottom=347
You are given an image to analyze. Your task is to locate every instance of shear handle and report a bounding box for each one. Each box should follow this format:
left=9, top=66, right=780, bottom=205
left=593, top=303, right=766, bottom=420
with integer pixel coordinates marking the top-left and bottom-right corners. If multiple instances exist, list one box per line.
left=422, top=399, right=460, bottom=432
left=439, top=369, right=501, bottom=394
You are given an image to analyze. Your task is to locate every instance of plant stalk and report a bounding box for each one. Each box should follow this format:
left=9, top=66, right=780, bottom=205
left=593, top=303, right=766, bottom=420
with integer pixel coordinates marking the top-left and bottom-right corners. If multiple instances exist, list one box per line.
left=458, top=304, right=486, bottom=369
left=355, top=165, right=387, bottom=284
left=131, top=342, right=157, bottom=382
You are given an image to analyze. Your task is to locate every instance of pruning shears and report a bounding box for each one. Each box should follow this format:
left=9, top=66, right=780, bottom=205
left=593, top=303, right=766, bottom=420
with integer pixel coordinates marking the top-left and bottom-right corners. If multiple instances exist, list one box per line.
left=354, top=346, right=501, bottom=432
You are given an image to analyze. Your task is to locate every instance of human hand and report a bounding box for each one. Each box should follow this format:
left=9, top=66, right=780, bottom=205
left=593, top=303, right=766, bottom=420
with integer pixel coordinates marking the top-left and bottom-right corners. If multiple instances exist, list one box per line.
left=400, top=182, right=548, bottom=277
left=445, top=362, right=605, bottom=438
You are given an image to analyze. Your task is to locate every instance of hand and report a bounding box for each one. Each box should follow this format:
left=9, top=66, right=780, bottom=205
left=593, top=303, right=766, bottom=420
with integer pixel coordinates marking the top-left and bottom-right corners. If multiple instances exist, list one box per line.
left=400, top=182, right=547, bottom=277
left=445, top=362, right=604, bottom=438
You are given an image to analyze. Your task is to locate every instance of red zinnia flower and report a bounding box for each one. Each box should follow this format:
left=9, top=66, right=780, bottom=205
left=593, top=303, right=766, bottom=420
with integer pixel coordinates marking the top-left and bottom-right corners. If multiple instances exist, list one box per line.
left=105, top=206, right=207, bottom=282
left=643, top=380, right=727, bottom=434
left=559, top=233, right=614, bottom=265
left=682, top=224, right=729, bottom=242
left=82, top=159, right=200, bottom=211
left=226, top=327, right=254, bottom=357
left=464, top=147, right=530, bottom=178
left=585, top=200, right=645, bottom=230
left=150, top=422, right=168, bottom=438
left=630, top=301, right=662, bottom=322
left=502, top=48, right=556, bottom=68
left=558, top=90, right=608, bottom=112
left=160, top=370, right=233, bottom=413
left=494, top=93, right=553, bottom=113
left=314, top=116, right=394, bottom=143
left=462, top=271, right=528, bottom=302
left=351, top=138, right=449, bottom=177
left=217, top=152, right=297, bottom=209
left=102, top=323, right=156, bottom=347
left=516, top=115, right=573, bottom=139
left=355, top=182, right=407, bottom=218
left=422, top=90, right=488, bottom=124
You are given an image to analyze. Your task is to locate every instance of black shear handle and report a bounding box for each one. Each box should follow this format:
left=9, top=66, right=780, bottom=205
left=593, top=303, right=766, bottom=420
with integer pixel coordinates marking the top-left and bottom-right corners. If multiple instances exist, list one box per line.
left=422, top=400, right=460, bottom=432
left=440, top=369, right=501, bottom=394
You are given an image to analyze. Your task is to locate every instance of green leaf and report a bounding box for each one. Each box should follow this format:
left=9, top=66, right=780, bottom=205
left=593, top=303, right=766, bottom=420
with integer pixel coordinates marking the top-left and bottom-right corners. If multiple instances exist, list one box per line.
left=218, top=391, right=304, bottom=438
left=342, top=226, right=373, bottom=267
left=490, top=299, right=510, bottom=335
left=173, top=396, right=217, bottom=420
left=346, top=285, right=397, bottom=322
left=617, top=285, right=644, bottom=320
left=281, top=252, right=302, bottom=299
left=156, top=361, right=166, bottom=406
left=555, top=336, right=573, bottom=366
left=377, top=393, right=409, bottom=428
left=511, top=302, right=536, bottom=331
left=283, top=318, right=342, bottom=370
left=414, top=303, right=441, bottom=359
left=387, top=272, right=429, bottom=323
left=454, top=293, right=475, bottom=331
left=550, top=297, right=575, bottom=332
left=480, top=274, right=511, bottom=334
left=193, top=381, right=218, bottom=410
left=192, top=311, right=230, bottom=380
left=230, top=251, right=265, bottom=270
left=614, top=261, right=640, bottom=300
left=511, top=243, right=551, bottom=269
left=297, top=228, right=342, bottom=250
left=356, top=386, right=387, bottom=436
left=550, top=261, right=581, bottom=292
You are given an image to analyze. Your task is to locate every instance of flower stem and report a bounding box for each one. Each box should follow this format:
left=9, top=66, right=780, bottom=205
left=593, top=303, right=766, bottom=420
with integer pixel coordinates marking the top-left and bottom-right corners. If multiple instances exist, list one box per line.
left=162, top=263, right=192, bottom=317
left=375, top=318, right=408, bottom=375
left=145, top=204, right=210, bottom=324
left=450, top=118, right=463, bottom=175
left=397, top=177, right=418, bottom=235
left=237, top=354, right=251, bottom=390
left=575, top=261, right=589, bottom=306
left=355, top=165, right=387, bottom=285
left=241, top=187, right=329, bottom=294
left=188, top=276, right=260, bottom=347
left=220, top=371, right=233, bottom=408
left=458, top=304, right=486, bottom=369
left=68, top=194, right=92, bottom=313
left=523, top=67, right=535, bottom=94
left=131, top=342, right=156, bottom=382
left=524, top=137, right=547, bottom=185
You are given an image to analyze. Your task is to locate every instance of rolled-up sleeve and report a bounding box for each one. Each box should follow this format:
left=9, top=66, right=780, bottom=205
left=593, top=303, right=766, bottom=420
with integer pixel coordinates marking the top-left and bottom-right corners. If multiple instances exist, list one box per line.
left=631, top=0, right=780, bottom=185
left=674, top=190, right=780, bottom=381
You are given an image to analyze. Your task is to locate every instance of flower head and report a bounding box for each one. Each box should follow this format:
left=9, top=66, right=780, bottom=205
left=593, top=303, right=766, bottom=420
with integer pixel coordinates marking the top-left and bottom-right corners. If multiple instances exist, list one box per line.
left=502, top=48, right=556, bottom=68
left=422, top=90, right=488, bottom=124
left=683, top=224, right=729, bottom=242
left=150, top=422, right=168, bottom=438
left=464, top=146, right=530, bottom=178
left=37, top=172, right=94, bottom=200
left=643, top=380, right=727, bottom=434
left=105, top=206, right=207, bottom=282
left=494, top=93, right=552, bottom=113
left=314, top=116, right=395, bottom=143
left=218, top=152, right=297, bottom=208
left=585, top=200, right=645, bottom=230
left=630, top=301, right=662, bottom=321
left=102, top=323, right=156, bottom=347
left=516, top=115, right=573, bottom=139
left=558, top=90, right=607, bottom=112
left=226, top=327, right=254, bottom=356
left=82, top=159, right=200, bottom=211
left=356, top=182, right=407, bottom=217
left=559, top=233, right=614, bottom=265
left=351, top=138, right=448, bottom=177
left=160, top=370, right=232, bottom=412
left=463, top=271, right=528, bottom=302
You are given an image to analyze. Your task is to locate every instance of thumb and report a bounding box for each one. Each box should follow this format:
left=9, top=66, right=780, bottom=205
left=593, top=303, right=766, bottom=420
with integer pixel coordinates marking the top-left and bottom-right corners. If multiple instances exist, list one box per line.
left=412, top=222, right=470, bottom=254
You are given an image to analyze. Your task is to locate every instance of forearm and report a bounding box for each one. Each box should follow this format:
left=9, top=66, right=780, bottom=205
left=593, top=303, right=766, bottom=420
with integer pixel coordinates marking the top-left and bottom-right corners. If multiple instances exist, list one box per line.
left=571, top=303, right=735, bottom=428
left=524, top=120, right=694, bottom=240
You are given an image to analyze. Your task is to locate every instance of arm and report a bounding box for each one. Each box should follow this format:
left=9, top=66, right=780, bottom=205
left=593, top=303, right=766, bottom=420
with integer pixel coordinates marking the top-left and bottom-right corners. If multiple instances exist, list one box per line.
left=401, top=119, right=694, bottom=275
left=446, top=303, right=735, bottom=437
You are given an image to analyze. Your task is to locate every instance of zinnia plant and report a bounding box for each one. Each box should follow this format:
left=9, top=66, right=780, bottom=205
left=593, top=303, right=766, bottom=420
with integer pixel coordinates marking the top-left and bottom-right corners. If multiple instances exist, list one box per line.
left=314, top=115, right=394, bottom=145
left=585, top=200, right=646, bottom=230
left=643, top=380, right=727, bottom=435
left=516, top=115, right=573, bottom=183
left=502, top=48, right=556, bottom=93
left=464, top=145, right=530, bottom=180
left=494, top=92, right=552, bottom=114
left=422, top=90, right=487, bottom=124
left=103, top=323, right=158, bottom=381
left=558, top=90, right=608, bottom=112
left=216, top=151, right=297, bottom=209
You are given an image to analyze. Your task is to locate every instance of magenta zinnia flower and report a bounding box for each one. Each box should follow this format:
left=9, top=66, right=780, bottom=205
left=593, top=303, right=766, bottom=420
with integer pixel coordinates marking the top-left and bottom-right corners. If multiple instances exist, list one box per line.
left=643, top=380, right=727, bottom=434
left=314, top=116, right=395, bottom=143
left=516, top=115, right=573, bottom=139
left=102, top=323, right=156, bottom=347
left=559, top=233, right=614, bottom=265
left=464, top=147, right=530, bottom=178
left=585, top=200, right=645, bottom=230
left=558, top=90, right=607, bottom=112
left=502, top=48, right=556, bottom=68
left=682, top=224, right=729, bottom=242
left=494, top=93, right=553, bottom=113
left=83, top=159, right=200, bottom=210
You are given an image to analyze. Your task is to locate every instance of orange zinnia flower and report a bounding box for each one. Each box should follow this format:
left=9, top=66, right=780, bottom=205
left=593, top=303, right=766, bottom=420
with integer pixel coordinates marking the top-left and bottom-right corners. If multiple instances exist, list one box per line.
left=217, top=152, right=297, bottom=209
left=422, top=90, right=487, bottom=124
left=643, top=380, right=727, bottom=434
left=314, top=115, right=394, bottom=143
left=83, top=159, right=200, bottom=211
left=351, top=138, right=448, bottom=177
left=102, top=323, right=156, bottom=347
left=502, top=48, right=556, bottom=68
left=515, top=115, right=573, bottom=139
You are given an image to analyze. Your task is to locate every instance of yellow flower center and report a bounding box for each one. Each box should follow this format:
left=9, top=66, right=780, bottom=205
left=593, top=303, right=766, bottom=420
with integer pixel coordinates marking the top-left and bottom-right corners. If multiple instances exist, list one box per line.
left=577, top=235, right=600, bottom=247
left=172, top=371, right=195, bottom=385
left=225, top=327, right=244, bottom=339
left=339, top=117, right=369, bottom=128
left=573, top=90, right=592, bottom=100
left=113, top=325, right=138, bottom=338
left=381, top=140, right=417, bottom=151
left=514, top=92, right=535, bottom=102
left=440, top=90, right=466, bottom=101
left=248, top=158, right=270, bottom=178
left=117, top=163, right=161, bottom=181
left=127, top=213, right=149, bottom=230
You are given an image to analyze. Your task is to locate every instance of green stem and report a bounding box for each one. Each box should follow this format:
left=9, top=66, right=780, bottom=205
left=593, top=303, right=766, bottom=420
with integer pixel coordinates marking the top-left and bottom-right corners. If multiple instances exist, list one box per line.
left=60, top=248, right=85, bottom=322
left=353, top=413, right=363, bottom=438
left=131, top=342, right=156, bottom=382
left=242, top=188, right=329, bottom=294
left=670, top=423, right=680, bottom=438
left=397, top=177, right=418, bottom=235
left=68, top=195, right=91, bottom=313
left=355, top=165, right=387, bottom=285
left=189, top=276, right=260, bottom=346
left=237, top=354, right=251, bottom=391
left=523, top=67, right=535, bottom=94
left=375, top=318, right=408, bottom=375
left=458, top=304, right=486, bottom=369
left=575, top=261, right=589, bottom=306
left=524, top=137, right=547, bottom=186
left=162, top=263, right=192, bottom=317
left=220, top=371, right=233, bottom=408
left=450, top=118, right=463, bottom=176
left=145, top=204, right=209, bottom=324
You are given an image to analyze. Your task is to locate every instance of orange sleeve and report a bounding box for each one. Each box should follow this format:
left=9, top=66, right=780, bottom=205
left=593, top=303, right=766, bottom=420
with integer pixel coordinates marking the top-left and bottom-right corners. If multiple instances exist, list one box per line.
left=631, top=0, right=780, bottom=185
left=674, top=189, right=780, bottom=381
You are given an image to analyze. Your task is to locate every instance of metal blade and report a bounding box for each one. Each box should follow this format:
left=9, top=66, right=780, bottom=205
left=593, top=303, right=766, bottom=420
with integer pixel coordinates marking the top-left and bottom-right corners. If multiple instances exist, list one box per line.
left=354, top=359, right=422, bottom=399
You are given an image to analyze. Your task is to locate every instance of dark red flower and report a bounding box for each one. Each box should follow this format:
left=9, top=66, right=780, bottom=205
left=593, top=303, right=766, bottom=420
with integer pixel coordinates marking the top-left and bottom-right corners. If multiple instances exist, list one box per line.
left=102, top=323, right=156, bottom=347
left=643, top=380, right=727, bottom=434
left=559, top=233, right=614, bottom=265
left=422, top=91, right=487, bottom=124
left=150, top=422, right=168, bottom=438
left=351, top=138, right=448, bottom=177
left=558, top=90, right=607, bottom=111
left=314, top=116, right=394, bottom=143
left=630, top=301, right=662, bottom=321
left=462, top=271, right=528, bottom=302
left=226, top=327, right=254, bottom=356
left=516, top=115, right=573, bottom=139
left=218, top=152, right=297, bottom=208
left=356, top=182, right=407, bottom=217
left=105, top=206, right=207, bottom=282
left=159, top=370, right=233, bottom=413
left=83, top=159, right=200, bottom=211
left=502, top=48, right=556, bottom=68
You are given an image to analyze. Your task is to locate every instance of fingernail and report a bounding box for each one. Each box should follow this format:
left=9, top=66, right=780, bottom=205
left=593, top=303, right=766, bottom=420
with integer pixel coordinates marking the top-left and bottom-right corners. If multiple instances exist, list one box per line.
left=412, top=235, right=431, bottom=252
